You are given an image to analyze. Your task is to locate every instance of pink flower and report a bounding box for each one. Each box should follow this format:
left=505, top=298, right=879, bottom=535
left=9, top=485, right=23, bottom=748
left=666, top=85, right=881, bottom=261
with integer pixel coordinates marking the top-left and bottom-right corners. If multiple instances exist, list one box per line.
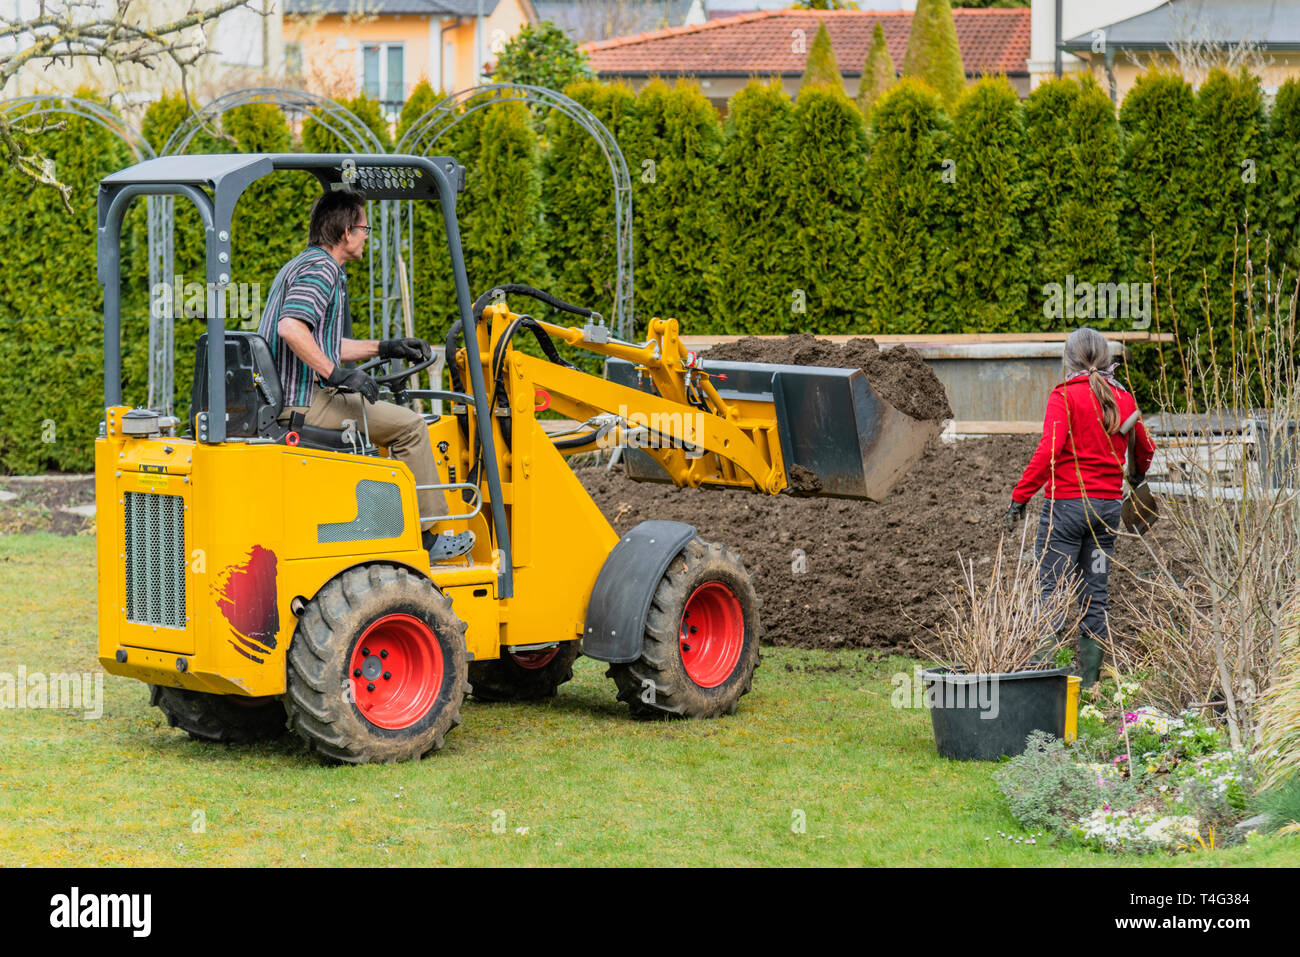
left=1124, top=712, right=1138, bottom=724
left=1113, top=754, right=1129, bottom=766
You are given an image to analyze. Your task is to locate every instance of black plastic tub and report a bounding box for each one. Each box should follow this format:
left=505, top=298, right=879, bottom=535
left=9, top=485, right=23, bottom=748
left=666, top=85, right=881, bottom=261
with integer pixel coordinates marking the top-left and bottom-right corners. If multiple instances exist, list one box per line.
left=921, top=666, right=1070, bottom=761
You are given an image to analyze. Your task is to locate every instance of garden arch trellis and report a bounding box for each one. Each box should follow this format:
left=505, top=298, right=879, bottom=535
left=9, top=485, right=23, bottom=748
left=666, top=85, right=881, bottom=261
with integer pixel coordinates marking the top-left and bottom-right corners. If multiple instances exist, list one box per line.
left=160, top=88, right=401, bottom=363
left=395, top=82, right=635, bottom=339
left=2, top=83, right=635, bottom=415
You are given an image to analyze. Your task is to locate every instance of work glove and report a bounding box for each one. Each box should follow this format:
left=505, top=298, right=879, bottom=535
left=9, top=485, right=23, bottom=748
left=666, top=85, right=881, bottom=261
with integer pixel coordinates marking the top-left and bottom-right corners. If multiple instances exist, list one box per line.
left=378, top=337, right=431, bottom=363
left=1004, top=500, right=1026, bottom=531
left=326, top=364, right=379, bottom=404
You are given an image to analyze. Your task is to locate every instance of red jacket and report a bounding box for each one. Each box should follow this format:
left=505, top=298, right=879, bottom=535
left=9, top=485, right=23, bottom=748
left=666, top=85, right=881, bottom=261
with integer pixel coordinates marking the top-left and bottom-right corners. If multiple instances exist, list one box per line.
left=1012, top=377, right=1155, bottom=503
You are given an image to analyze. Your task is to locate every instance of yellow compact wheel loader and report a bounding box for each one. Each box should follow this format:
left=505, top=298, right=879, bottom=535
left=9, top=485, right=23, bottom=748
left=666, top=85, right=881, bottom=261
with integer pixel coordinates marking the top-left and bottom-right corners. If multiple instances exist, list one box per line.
left=94, top=153, right=938, bottom=763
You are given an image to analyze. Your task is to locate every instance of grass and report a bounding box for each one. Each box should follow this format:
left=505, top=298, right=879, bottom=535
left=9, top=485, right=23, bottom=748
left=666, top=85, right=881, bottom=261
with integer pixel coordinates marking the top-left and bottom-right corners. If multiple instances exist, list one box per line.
left=2, top=532, right=1298, bottom=867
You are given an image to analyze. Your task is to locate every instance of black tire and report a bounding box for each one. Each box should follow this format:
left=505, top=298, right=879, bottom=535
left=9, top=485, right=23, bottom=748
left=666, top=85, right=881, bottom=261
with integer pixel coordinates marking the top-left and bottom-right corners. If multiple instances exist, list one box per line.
left=468, top=641, right=581, bottom=702
left=285, top=563, right=469, bottom=764
left=149, top=685, right=287, bottom=744
left=607, top=538, right=761, bottom=720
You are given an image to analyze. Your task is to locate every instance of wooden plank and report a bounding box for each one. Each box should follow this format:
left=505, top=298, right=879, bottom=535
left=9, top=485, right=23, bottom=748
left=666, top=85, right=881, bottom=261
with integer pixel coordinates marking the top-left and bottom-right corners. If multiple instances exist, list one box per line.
left=946, top=421, right=1043, bottom=434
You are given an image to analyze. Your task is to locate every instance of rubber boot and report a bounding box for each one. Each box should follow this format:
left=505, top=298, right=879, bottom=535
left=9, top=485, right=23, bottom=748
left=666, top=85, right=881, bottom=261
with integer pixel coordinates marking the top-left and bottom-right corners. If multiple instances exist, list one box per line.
left=1079, top=634, right=1103, bottom=686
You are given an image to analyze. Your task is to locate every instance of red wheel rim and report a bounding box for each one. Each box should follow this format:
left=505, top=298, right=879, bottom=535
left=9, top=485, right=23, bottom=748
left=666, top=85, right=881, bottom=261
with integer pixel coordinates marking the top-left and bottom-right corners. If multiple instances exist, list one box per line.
left=680, top=582, right=744, bottom=688
left=349, top=613, right=444, bottom=730
left=511, top=646, right=560, bottom=670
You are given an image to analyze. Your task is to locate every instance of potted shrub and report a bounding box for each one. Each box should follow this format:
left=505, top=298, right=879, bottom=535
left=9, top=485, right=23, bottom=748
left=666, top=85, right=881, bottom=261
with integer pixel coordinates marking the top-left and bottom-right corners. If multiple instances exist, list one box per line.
left=915, top=537, right=1084, bottom=761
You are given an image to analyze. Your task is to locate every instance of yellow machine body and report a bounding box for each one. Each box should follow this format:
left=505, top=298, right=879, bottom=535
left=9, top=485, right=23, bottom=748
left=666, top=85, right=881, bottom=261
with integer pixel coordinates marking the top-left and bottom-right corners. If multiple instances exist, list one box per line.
left=97, top=299, right=914, bottom=703
left=95, top=311, right=624, bottom=696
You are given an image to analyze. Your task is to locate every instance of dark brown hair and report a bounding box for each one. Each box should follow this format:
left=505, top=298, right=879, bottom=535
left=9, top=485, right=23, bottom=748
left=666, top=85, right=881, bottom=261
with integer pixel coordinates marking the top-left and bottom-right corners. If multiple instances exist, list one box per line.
left=308, top=187, right=367, bottom=248
left=1061, top=326, right=1120, bottom=434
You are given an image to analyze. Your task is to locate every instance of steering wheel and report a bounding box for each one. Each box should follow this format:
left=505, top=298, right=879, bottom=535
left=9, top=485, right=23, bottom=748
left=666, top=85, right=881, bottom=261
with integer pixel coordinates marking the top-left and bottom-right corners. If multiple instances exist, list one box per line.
left=353, top=344, right=439, bottom=391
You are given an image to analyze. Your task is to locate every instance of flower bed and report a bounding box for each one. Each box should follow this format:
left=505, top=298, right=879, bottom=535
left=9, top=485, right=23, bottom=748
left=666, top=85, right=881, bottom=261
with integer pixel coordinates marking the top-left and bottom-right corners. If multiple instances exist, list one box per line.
left=996, top=679, right=1257, bottom=854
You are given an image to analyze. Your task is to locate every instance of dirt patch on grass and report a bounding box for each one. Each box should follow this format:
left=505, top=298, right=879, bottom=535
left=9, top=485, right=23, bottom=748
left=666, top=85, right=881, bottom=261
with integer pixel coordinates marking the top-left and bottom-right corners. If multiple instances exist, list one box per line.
left=578, top=435, right=1169, bottom=652
left=705, top=334, right=954, bottom=422
left=0, top=477, right=95, bottom=536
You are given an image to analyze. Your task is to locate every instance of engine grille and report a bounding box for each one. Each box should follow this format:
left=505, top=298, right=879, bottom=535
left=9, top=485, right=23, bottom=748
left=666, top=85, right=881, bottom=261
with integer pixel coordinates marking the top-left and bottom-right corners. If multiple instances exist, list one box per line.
left=123, top=491, right=187, bottom=628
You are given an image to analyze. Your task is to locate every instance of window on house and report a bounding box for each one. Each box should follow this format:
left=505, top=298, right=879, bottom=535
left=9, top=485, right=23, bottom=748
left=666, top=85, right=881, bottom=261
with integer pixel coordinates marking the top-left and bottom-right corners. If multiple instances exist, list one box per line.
left=284, top=43, right=302, bottom=77
left=362, top=43, right=405, bottom=120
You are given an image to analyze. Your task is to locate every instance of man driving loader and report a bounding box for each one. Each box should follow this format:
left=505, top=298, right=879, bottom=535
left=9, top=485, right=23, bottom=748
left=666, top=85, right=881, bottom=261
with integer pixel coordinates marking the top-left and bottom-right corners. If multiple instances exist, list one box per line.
left=257, top=187, right=474, bottom=562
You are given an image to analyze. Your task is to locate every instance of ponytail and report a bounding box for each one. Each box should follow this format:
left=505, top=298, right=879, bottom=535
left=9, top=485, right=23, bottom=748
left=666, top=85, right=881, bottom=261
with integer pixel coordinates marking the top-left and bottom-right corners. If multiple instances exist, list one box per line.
left=1089, top=370, right=1120, bottom=435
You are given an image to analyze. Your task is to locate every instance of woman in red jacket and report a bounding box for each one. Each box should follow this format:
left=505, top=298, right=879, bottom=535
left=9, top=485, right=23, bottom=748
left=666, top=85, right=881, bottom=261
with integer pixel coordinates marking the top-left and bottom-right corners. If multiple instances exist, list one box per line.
left=1004, top=327, right=1155, bottom=685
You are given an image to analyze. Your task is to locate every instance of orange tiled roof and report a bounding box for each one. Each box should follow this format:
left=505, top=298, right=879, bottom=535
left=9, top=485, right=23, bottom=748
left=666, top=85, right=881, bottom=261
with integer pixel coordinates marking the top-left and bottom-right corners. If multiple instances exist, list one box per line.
left=583, top=8, right=1031, bottom=77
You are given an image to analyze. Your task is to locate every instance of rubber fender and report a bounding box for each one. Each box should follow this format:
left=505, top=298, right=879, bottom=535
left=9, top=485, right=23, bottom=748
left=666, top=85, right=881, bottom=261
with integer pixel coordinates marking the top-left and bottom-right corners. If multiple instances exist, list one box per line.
left=582, top=520, right=697, bottom=663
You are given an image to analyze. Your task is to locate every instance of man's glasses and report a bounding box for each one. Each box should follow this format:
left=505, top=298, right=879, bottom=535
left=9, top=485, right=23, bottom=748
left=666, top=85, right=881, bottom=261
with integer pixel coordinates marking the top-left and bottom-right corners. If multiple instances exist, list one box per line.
left=352, top=224, right=372, bottom=236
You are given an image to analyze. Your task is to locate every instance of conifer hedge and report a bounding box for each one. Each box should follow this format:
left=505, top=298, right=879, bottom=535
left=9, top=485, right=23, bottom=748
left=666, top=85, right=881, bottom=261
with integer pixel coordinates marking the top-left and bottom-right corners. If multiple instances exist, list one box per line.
left=1023, top=76, right=1124, bottom=326
left=1267, top=78, right=1300, bottom=280
left=623, top=80, right=722, bottom=324
left=713, top=81, right=798, bottom=334
left=1119, top=71, right=1199, bottom=331
left=860, top=79, right=949, bottom=333
left=787, top=84, right=868, bottom=333
left=542, top=80, right=638, bottom=318
left=0, top=92, right=136, bottom=473
left=10, top=71, right=1300, bottom=472
left=946, top=76, right=1028, bottom=332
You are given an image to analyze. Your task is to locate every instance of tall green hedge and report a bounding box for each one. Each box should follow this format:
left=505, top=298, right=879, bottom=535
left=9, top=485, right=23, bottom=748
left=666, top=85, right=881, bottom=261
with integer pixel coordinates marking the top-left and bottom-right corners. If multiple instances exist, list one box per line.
left=1120, top=71, right=1199, bottom=334
left=1188, top=68, right=1267, bottom=327
left=542, top=80, right=638, bottom=318
left=1266, top=78, right=1300, bottom=279
left=10, top=71, right=1300, bottom=473
left=1024, top=76, right=1124, bottom=326
left=624, top=80, right=722, bottom=324
left=945, top=76, right=1028, bottom=332
left=787, top=84, right=868, bottom=333
left=713, top=81, right=798, bottom=334
left=860, top=79, right=949, bottom=332
left=0, top=92, right=136, bottom=473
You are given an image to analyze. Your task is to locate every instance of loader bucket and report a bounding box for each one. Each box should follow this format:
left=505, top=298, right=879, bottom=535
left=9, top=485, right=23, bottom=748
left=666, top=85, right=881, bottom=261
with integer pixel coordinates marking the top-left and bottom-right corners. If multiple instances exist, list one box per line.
left=606, top=358, right=940, bottom=501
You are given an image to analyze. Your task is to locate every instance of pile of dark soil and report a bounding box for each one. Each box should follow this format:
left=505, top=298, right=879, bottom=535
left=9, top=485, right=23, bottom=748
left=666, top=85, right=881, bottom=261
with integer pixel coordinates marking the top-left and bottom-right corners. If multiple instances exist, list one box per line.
left=705, top=334, right=954, bottom=422
left=578, top=434, right=1167, bottom=652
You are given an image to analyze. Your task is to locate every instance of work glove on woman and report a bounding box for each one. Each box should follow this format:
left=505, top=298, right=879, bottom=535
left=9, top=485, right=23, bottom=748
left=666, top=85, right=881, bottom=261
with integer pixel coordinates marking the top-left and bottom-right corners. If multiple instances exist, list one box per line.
left=326, top=364, right=379, bottom=403
left=378, top=337, right=431, bottom=363
left=1004, top=500, right=1027, bottom=531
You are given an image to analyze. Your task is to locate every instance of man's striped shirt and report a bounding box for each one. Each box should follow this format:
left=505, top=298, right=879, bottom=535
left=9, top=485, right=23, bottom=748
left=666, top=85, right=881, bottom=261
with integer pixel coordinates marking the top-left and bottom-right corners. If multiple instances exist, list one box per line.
left=257, top=246, right=349, bottom=408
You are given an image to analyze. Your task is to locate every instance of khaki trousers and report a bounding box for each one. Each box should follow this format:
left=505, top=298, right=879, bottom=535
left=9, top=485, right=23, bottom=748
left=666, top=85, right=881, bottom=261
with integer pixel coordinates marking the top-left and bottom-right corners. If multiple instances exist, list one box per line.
left=281, top=387, right=446, bottom=529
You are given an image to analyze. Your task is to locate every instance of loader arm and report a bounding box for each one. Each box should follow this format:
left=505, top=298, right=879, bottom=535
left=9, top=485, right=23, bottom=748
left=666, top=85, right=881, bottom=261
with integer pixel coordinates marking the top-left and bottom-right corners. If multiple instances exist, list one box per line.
left=450, top=296, right=938, bottom=504
left=503, top=311, right=790, bottom=495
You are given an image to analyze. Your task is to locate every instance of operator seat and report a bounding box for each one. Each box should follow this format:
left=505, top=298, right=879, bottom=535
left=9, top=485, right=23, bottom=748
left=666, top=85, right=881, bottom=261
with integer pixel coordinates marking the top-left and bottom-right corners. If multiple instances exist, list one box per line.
left=190, top=332, right=363, bottom=452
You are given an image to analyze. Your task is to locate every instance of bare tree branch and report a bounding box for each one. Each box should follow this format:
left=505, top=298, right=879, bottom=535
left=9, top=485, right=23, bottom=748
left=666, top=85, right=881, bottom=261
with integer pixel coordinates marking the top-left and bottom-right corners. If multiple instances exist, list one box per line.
left=0, top=0, right=264, bottom=207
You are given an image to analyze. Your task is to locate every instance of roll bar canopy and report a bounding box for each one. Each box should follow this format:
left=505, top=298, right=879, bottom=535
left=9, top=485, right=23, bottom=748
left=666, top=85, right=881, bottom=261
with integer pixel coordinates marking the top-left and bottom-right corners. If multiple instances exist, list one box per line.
left=96, top=153, right=514, bottom=596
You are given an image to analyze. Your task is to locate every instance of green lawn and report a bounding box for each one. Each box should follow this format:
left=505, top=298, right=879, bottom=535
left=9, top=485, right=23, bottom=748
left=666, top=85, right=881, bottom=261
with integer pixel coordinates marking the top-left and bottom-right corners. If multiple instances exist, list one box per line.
left=1, top=532, right=1296, bottom=867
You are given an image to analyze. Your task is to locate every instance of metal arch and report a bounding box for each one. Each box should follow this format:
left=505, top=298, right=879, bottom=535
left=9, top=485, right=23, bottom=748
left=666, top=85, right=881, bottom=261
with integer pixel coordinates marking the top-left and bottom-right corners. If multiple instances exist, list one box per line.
left=0, top=95, right=155, bottom=161
left=159, top=87, right=403, bottom=382
left=0, top=95, right=180, bottom=410
left=395, top=83, right=635, bottom=340
left=159, top=87, right=385, bottom=157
